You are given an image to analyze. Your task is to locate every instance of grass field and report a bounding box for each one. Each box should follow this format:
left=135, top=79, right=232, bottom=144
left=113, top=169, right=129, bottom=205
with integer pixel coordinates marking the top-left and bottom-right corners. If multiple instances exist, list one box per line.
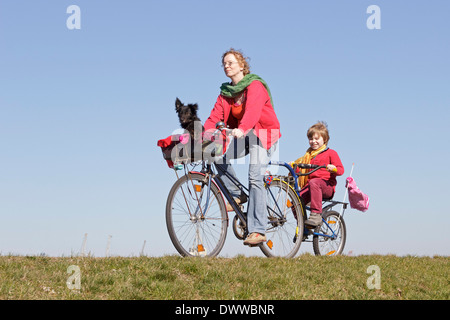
left=0, top=254, right=448, bottom=300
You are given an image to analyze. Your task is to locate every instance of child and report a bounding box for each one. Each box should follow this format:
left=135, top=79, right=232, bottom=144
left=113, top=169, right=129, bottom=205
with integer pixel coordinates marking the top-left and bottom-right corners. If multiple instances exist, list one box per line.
left=290, top=121, right=344, bottom=227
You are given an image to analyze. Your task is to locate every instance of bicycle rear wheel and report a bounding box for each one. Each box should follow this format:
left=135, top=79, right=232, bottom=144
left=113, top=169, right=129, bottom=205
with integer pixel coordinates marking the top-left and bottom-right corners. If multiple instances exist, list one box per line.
left=312, top=210, right=346, bottom=256
left=166, top=172, right=228, bottom=257
left=259, top=179, right=305, bottom=258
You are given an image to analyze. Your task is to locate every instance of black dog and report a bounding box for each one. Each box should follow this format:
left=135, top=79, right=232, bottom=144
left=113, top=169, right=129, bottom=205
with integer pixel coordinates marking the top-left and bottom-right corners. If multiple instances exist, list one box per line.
left=175, top=98, right=204, bottom=141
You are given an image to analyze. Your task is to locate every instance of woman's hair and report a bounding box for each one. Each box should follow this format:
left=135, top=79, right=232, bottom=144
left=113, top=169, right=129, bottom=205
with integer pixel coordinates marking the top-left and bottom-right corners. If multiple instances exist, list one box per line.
left=222, top=48, right=251, bottom=75
left=307, top=121, right=330, bottom=144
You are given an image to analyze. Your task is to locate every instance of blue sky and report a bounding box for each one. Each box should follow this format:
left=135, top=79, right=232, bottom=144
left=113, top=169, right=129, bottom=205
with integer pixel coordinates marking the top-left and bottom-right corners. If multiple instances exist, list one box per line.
left=1, top=0, right=449, bottom=257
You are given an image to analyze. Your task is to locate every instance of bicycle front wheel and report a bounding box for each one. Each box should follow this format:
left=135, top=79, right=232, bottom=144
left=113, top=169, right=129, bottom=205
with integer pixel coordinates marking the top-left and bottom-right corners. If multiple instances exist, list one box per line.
left=259, top=179, right=305, bottom=258
left=312, top=210, right=346, bottom=256
left=166, top=172, right=228, bottom=257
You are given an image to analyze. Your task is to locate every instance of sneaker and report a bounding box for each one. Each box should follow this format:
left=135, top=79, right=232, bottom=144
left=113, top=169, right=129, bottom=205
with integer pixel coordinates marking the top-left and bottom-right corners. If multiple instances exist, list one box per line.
left=243, top=233, right=266, bottom=246
left=305, top=212, right=323, bottom=228
left=226, top=194, right=248, bottom=212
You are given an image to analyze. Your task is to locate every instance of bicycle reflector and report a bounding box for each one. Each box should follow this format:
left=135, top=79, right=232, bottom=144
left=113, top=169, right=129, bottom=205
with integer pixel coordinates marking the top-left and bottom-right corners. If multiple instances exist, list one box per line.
left=266, top=240, right=273, bottom=250
left=194, top=185, right=202, bottom=192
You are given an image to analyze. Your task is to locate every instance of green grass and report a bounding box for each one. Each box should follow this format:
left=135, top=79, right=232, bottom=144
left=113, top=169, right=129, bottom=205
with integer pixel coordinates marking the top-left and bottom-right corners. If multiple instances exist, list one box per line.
left=0, top=254, right=448, bottom=300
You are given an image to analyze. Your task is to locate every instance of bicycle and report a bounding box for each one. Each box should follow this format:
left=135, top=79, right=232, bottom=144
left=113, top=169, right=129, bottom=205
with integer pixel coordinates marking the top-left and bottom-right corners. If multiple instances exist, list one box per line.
left=160, top=122, right=347, bottom=258
left=267, top=161, right=348, bottom=256
left=162, top=122, right=303, bottom=258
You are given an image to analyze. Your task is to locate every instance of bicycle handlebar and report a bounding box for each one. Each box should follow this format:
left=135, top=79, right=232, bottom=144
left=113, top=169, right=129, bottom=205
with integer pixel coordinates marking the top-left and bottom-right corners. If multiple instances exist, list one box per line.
left=213, top=122, right=232, bottom=136
left=268, top=161, right=332, bottom=177
left=295, top=163, right=321, bottom=170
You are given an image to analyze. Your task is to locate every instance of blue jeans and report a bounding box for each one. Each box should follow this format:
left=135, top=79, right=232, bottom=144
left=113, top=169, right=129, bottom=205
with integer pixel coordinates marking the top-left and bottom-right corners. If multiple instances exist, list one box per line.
left=215, top=131, right=278, bottom=235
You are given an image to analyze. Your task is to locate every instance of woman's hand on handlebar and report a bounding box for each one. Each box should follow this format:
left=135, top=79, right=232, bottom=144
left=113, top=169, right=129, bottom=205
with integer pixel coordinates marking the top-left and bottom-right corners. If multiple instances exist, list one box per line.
left=214, top=122, right=243, bottom=138
left=231, top=128, right=244, bottom=139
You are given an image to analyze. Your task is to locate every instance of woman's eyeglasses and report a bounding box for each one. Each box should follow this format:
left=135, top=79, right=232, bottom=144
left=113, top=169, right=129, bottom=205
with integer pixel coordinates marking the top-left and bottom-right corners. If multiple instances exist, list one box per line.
left=222, top=61, right=238, bottom=67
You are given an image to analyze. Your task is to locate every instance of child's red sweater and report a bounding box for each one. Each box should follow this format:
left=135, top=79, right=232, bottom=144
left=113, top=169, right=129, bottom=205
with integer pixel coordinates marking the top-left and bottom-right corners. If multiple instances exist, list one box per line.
left=300, top=148, right=344, bottom=189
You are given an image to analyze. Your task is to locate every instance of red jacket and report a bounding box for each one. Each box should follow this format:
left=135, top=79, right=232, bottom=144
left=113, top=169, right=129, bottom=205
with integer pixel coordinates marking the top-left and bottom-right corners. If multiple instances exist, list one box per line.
left=204, top=81, right=281, bottom=149
left=304, top=148, right=344, bottom=188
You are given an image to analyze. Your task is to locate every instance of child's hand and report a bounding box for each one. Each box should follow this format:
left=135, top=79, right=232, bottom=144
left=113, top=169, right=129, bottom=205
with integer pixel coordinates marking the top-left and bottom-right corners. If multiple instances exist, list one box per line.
left=327, top=164, right=337, bottom=173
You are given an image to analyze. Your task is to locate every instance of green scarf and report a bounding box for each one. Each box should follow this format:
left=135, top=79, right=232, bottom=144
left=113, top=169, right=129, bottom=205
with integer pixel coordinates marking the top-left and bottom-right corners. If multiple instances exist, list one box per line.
left=220, top=74, right=274, bottom=108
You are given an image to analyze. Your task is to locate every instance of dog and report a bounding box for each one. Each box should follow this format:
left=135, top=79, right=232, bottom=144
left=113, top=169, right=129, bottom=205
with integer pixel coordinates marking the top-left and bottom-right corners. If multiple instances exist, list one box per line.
left=175, top=98, right=204, bottom=142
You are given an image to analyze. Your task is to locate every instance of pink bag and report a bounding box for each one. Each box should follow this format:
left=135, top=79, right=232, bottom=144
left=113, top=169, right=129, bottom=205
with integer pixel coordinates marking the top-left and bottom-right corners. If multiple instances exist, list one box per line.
left=346, top=177, right=369, bottom=212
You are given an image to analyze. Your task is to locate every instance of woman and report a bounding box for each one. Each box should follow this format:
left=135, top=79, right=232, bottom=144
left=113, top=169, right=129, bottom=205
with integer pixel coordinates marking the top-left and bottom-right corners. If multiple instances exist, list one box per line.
left=204, top=48, right=281, bottom=246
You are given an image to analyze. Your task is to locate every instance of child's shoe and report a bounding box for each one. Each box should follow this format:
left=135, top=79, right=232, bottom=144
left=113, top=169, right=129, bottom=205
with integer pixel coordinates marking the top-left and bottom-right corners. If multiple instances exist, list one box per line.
left=305, top=212, right=323, bottom=228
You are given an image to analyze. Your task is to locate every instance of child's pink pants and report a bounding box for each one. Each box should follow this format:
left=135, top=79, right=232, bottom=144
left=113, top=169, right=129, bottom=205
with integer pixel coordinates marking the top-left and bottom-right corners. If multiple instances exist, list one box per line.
left=299, top=178, right=334, bottom=214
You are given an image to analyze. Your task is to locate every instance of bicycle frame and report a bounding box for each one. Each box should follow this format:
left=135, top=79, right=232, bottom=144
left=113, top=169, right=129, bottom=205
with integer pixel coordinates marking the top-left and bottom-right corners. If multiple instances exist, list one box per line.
left=187, top=160, right=292, bottom=235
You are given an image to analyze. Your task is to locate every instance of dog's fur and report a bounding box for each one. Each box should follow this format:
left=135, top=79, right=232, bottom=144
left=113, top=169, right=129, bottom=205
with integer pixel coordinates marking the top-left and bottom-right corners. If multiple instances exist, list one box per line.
left=175, top=98, right=204, bottom=141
